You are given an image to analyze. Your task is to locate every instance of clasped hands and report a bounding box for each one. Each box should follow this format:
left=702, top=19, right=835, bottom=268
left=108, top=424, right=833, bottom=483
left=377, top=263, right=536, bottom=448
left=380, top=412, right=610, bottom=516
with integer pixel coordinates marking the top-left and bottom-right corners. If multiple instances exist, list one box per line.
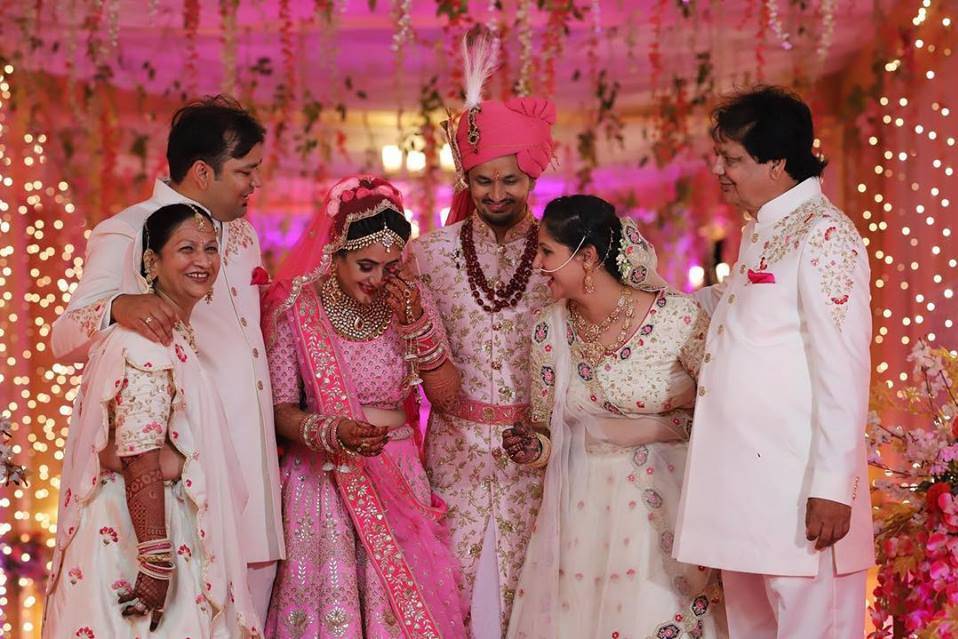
left=337, top=419, right=389, bottom=457
left=501, top=421, right=543, bottom=465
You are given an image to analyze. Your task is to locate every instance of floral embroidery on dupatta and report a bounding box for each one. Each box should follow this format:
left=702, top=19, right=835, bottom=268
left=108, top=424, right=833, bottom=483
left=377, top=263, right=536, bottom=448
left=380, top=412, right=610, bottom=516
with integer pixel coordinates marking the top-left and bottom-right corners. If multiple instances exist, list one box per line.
left=530, top=311, right=557, bottom=425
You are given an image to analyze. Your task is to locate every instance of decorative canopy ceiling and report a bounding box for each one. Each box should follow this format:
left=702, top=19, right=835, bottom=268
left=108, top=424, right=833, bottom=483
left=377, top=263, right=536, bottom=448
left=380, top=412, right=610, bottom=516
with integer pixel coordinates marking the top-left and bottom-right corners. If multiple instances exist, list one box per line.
left=0, top=0, right=896, bottom=226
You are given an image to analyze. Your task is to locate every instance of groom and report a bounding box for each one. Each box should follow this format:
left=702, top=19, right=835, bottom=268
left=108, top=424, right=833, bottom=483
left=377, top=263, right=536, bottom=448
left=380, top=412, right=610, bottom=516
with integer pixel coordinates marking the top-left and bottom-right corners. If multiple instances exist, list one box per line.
left=51, top=96, right=285, bottom=621
left=673, top=86, right=874, bottom=638
left=410, top=94, right=557, bottom=636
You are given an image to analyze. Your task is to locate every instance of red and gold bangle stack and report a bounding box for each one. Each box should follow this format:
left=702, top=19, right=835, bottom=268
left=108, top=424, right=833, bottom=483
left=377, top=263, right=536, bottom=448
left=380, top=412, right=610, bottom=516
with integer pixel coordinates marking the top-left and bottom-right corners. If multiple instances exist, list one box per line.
left=302, top=414, right=350, bottom=456
left=137, top=538, right=175, bottom=581
left=399, top=313, right=449, bottom=372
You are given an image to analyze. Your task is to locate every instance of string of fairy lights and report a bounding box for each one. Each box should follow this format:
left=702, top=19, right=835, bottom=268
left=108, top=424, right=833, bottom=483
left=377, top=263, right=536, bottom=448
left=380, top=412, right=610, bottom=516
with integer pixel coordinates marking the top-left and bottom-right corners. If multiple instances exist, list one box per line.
left=0, top=61, right=85, bottom=637
left=856, top=0, right=955, bottom=390
left=0, top=3, right=952, bottom=638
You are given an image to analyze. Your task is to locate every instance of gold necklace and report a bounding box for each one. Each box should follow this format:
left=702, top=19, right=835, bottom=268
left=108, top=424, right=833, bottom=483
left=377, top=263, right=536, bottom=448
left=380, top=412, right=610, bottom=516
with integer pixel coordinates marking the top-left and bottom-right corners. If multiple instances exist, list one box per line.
left=569, top=288, right=635, bottom=364
left=319, top=276, right=393, bottom=341
left=154, top=288, right=197, bottom=351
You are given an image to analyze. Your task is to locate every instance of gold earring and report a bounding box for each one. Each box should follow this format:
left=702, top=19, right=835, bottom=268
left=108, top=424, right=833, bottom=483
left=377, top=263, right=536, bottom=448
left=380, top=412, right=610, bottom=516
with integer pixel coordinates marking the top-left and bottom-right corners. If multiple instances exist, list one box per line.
left=583, top=263, right=595, bottom=295
left=145, top=271, right=156, bottom=293
left=204, top=289, right=213, bottom=304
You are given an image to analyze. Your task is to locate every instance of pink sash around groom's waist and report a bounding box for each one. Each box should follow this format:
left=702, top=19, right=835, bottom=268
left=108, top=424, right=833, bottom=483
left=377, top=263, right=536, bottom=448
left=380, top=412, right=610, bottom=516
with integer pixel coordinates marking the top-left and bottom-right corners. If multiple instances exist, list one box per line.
left=447, top=398, right=529, bottom=426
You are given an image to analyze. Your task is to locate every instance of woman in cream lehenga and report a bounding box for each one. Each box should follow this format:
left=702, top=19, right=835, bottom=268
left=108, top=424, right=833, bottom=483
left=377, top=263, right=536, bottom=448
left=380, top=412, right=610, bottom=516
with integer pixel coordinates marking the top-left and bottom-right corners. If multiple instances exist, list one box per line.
left=503, top=195, right=727, bottom=639
left=261, top=175, right=466, bottom=638
left=44, top=204, right=260, bottom=638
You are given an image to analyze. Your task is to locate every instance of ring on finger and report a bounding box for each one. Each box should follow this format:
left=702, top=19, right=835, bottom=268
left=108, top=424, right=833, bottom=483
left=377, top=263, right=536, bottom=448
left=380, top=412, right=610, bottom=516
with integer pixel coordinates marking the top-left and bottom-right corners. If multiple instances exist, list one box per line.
left=144, top=316, right=154, bottom=325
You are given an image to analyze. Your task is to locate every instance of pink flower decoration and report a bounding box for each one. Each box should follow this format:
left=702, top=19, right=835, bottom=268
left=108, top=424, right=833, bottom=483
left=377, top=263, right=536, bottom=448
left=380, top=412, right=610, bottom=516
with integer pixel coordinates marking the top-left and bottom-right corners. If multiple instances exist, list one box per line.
left=250, top=266, right=271, bottom=286
left=747, top=269, right=776, bottom=284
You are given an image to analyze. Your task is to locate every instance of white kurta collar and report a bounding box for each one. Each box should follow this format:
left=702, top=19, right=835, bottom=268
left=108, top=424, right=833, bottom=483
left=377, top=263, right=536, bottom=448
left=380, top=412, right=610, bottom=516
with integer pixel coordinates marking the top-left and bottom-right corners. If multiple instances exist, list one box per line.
left=756, top=177, right=822, bottom=225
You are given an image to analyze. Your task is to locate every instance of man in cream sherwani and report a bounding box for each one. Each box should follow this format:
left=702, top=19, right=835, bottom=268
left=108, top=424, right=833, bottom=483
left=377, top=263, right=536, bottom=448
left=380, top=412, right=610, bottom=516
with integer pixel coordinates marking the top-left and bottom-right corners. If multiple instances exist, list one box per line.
left=51, top=97, right=285, bottom=621
left=674, top=86, right=874, bottom=638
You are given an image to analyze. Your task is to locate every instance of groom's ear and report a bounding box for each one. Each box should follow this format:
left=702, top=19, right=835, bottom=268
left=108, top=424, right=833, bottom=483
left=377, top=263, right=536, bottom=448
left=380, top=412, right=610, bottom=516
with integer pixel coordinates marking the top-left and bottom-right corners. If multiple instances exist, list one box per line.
left=185, top=160, right=215, bottom=191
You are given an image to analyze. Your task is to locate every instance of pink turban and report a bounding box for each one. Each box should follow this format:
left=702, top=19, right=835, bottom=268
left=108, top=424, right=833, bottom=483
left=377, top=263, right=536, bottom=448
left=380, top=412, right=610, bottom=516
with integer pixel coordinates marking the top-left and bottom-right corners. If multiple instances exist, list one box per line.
left=446, top=96, right=556, bottom=225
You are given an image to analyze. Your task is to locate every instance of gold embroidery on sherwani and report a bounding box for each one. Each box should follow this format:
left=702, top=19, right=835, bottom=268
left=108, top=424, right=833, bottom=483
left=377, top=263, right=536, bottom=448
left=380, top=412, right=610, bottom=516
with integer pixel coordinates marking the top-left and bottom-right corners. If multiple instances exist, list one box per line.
left=413, top=215, right=551, bottom=632
left=224, top=218, right=256, bottom=263
left=63, top=296, right=110, bottom=339
left=758, top=197, right=823, bottom=266
left=758, top=196, right=862, bottom=329
left=805, top=212, right=862, bottom=329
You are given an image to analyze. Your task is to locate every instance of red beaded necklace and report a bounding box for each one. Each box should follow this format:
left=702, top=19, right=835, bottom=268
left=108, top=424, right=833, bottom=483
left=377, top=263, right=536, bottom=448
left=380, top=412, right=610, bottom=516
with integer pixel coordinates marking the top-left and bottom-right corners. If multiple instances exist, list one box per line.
left=460, top=215, right=539, bottom=313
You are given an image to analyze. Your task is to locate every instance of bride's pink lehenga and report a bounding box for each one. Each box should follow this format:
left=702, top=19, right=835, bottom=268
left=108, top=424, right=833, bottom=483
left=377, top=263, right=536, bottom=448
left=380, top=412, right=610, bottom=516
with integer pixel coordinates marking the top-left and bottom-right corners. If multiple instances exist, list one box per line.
left=263, top=276, right=464, bottom=639
left=261, top=175, right=466, bottom=639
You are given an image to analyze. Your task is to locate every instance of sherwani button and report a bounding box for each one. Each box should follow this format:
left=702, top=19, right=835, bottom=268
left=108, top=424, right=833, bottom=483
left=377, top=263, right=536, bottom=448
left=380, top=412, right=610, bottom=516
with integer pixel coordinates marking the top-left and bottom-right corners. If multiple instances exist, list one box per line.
left=698, top=387, right=707, bottom=396
left=751, top=233, right=759, bottom=243
left=727, top=295, right=735, bottom=304
left=257, top=381, right=264, bottom=391
left=253, top=348, right=260, bottom=358
left=231, top=287, right=238, bottom=296
left=241, top=317, right=248, bottom=327
left=717, top=325, right=725, bottom=335
left=704, top=353, right=711, bottom=363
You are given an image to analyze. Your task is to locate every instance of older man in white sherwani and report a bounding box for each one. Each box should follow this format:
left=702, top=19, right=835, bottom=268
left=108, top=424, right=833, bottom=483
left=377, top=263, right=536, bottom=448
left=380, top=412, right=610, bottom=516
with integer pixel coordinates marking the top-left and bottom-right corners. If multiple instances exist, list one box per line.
left=674, top=87, right=874, bottom=639
left=51, top=98, right=284, bottom=622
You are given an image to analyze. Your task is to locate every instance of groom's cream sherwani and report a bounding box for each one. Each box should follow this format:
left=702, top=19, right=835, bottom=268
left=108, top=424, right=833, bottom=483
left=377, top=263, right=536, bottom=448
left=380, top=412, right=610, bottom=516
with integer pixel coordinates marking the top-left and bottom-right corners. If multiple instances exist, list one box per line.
left=675, top=177, right=873, bottom=576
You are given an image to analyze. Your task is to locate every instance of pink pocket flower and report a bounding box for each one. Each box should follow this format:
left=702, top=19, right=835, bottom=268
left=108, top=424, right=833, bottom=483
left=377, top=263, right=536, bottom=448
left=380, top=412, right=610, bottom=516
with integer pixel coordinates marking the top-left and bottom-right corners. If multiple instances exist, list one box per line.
left=747, top=269, right=776, bottom=284
left=251, top=266, right=271, bottom=286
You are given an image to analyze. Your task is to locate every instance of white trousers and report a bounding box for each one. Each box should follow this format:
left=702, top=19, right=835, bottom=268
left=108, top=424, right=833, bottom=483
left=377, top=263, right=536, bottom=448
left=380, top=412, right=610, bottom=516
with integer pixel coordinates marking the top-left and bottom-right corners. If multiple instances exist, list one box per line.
left=722, top=549, right=867, bottom=639
left=247, top=560, right=278, bottom=628
left=471, top=518, right=504, bottom=639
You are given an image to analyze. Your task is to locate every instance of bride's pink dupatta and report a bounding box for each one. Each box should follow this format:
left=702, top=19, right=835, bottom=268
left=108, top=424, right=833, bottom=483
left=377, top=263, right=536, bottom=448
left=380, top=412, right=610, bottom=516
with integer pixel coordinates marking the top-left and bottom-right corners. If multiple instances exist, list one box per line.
left=269, top=273, right=464, bottom=638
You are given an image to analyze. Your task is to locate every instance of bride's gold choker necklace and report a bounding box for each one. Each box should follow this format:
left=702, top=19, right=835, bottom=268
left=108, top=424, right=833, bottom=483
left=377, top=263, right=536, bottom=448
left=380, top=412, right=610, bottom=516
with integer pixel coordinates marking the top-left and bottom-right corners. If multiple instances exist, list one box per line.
left=320, top=276, right=392, bottom=342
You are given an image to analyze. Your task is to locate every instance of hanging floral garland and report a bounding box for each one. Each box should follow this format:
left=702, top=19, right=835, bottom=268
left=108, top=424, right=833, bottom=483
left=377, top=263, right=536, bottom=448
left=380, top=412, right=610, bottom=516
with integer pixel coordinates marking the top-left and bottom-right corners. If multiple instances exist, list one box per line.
left=83, top=0, right=105, bottom=68
left=106, top=0, right=120, bottom=51
left=183, top=0, right=200, bottom=95
left=766, top=0, right=793, bottom=51
left=625, top=8, right=641, bottom=76
left=315, top=0, right=336, bottom=24
left=268, top=0, right=298, bottom=171
left=817, top=0, right=836, bottom=62
left=755, top=0, right=768, bottom=82
left=540, top=1, right=580, bottom=97
left=514, top=0, right=534, bottom=97
left=486, top=0, right=498, bottom=31
left=648, top=0, right=668, bottom=94
left=392, top=0, right=414, bottom=56
left=220, top=0, right=239, bottom=97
